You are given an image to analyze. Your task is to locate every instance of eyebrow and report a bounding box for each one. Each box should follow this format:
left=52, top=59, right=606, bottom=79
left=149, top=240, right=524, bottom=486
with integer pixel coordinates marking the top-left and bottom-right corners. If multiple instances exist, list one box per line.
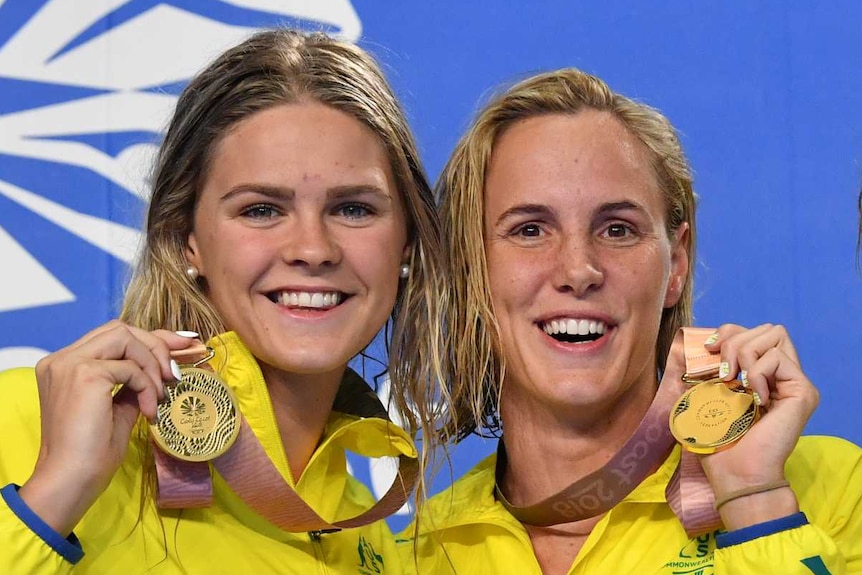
left=493, top=203, right=553, bottom=227
left=595, top=201, right=647, bottom=217
left=326, top=185, right=394, bottom=203
left=493, top=200, right=649, bottom=227
left=220, top=183, right=392, bottom=203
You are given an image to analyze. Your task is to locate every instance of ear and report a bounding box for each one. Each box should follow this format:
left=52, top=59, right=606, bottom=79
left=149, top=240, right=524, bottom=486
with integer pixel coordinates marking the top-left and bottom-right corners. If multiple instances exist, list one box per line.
left=185, top=232, right=204, bottom=276
left=663, top=222, right=690, bottom=308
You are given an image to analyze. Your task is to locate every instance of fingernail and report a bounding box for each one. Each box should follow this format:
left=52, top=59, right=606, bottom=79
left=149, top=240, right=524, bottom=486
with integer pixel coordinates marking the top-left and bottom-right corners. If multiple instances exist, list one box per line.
left=718, top=362, right=730, bottom=379
left=740, top=370, right=749, bottom=388
left=704, top=332, right=719, bottom=346
left=150, top=411, right=160, bottom=425
left=170, top=359, right=182, bottom=382
left=175, top=330, right=199, bottom=338
left=752, top=391, right=763, bottom=406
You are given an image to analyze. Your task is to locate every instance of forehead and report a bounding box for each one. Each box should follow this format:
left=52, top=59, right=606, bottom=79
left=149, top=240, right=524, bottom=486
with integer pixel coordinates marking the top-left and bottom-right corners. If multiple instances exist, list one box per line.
left=202, top=102, right=396, bottom=195
left=484, top=110, right=664, bottom=216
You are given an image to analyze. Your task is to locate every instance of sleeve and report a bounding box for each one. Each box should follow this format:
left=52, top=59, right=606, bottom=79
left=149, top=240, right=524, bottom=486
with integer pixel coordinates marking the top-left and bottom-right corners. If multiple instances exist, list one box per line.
left=713, top=436, right=862, bottom=574
left=715, top=517, right=846, bottom=574
left=0, top=368, right=79, bottom=574
left=1, top=484, right=80, bottom=572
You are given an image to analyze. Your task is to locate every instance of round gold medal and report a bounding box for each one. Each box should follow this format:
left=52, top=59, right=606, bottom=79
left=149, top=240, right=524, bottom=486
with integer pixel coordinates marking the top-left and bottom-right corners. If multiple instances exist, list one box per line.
left=669, top=379, right=758, bottom=455
left=150, top=367, right=240, bottom=462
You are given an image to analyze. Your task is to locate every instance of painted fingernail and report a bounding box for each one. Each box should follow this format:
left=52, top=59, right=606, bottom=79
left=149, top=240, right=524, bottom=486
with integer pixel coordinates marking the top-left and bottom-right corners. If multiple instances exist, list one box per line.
left=718, top=362, right=730, bottom=379
left=175, top=330, right=199, bottom=338
left=752, top=391, right=763, bottom=406
left=704, top=332, right=719, bottom=346
left=170, top=359, right=182, bottom=382
left=740, top=370, right=749, bottom=388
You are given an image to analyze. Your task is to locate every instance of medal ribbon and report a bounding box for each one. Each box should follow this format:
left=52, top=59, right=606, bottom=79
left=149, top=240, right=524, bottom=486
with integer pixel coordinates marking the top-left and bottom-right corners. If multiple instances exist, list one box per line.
left=495, top=327, right=723, bottom=537
left=154, top=367, right=418, bottom=532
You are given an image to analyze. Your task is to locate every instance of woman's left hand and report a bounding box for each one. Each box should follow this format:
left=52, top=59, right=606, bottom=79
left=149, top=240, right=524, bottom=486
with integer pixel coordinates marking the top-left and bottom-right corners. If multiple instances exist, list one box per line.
left=699, top=323, right=819, bottom=529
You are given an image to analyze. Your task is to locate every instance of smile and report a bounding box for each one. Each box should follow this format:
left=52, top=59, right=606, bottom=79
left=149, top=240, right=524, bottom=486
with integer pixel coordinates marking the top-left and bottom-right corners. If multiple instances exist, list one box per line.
left=270, top=291, right=345, bottom=310
left=540, top=318, right=607, bottom=344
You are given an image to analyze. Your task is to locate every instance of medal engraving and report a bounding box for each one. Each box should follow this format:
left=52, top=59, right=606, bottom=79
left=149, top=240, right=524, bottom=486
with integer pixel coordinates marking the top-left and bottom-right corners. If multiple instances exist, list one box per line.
left=151, top=366, right=239, bottom=462
left=669, top=379, right=758, bottom=454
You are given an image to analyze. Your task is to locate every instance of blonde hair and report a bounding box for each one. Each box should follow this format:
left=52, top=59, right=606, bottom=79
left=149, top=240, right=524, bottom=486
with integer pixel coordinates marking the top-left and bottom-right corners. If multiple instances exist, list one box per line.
left=119, top=28, right=446, bottom=489
left=438, top=68, right=696, bottom=440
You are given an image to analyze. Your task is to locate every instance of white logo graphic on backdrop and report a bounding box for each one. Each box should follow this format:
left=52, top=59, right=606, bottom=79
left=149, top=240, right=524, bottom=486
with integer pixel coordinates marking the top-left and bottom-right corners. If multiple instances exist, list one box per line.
left=0, top=0, right=360, bottom=318
left=0, top=0, right=404, bottom=517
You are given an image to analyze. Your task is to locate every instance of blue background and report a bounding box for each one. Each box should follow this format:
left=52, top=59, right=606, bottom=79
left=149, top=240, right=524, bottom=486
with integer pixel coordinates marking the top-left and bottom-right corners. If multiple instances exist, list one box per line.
left=0, top=1, right=860, bottom=532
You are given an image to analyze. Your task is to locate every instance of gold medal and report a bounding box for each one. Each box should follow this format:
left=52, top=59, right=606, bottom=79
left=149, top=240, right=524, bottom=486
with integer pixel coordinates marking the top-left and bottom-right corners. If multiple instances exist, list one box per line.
left=151, top=350, right=240, bottom=462
left=669, top=378, right=759, bottom=455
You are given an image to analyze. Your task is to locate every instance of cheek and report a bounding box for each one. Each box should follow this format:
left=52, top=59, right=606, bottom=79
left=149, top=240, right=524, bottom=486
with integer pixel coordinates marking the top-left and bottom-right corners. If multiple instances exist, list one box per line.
left=487, top=249, right=546, bottom=305
left=355, top=243, right=403, bottom=298
left=203, top=232, right=273, bottom=290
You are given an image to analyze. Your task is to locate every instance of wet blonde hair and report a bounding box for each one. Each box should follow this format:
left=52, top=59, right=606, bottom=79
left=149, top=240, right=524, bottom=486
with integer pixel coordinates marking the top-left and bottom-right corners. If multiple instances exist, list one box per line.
left=438, top=68, right=696, bottom=440
left=119, top=28, right=446, bottom=486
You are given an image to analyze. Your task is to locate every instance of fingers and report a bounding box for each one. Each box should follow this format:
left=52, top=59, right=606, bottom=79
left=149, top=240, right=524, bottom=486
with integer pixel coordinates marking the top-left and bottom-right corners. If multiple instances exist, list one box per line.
left=37, top=323, right=200, bottom=425
left=68, top=324, right=197, bottom=394
left=100, top=359, right=162, bottom=421
left=75, top=327, right=170, bottom=402
left=701, top=323, right=812, bottom=410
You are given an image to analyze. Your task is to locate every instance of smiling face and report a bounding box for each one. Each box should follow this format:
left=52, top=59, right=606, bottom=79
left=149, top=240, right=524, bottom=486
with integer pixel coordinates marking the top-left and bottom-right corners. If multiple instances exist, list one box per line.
left=186, top=102, right=408, bottom=382
left=484, top=110, right=689, bottom=424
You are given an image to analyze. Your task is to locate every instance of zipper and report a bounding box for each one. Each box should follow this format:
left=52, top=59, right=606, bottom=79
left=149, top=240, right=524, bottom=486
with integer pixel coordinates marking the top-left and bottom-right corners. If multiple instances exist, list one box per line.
left=308, top=530, right=340, bottom=574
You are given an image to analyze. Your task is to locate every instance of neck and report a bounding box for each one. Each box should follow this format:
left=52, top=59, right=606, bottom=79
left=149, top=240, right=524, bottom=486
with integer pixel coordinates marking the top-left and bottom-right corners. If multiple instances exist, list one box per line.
left=260, top=363, right=345, bottom=483
left=498, top=376, right=657, bottom=507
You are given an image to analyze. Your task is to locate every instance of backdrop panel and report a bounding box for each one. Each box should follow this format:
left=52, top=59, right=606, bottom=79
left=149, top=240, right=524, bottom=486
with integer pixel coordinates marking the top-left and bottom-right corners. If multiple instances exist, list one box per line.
left=1, top=1, right=859, bottom=531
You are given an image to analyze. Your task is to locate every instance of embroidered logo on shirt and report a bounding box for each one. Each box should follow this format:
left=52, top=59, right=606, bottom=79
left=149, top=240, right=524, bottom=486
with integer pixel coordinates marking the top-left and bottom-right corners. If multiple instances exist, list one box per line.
left=663, top=531, right=720, bottom=574
left=358, top=535, right=384, bottom=574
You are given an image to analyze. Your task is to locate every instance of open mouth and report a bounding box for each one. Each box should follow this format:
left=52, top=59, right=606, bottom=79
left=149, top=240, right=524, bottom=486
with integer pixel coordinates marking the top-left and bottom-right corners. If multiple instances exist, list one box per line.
left=541, top=319, right=607, bottom=344
left=268, top=290, right=348, bottom=310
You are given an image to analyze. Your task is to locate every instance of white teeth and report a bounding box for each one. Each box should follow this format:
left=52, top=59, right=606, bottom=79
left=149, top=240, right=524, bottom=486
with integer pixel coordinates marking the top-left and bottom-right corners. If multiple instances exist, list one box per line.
left=578, top=319, right=590, bottom=335
left=541, top=318, right=608, bottom=336
left=276, top=291, right=342, bottom=309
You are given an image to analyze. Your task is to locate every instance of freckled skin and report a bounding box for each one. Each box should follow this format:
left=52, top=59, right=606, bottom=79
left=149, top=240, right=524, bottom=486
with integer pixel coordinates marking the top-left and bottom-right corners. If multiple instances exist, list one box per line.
left=186, top=102, right=409, bottom=385
left=484, top=110, right=689, bottom=427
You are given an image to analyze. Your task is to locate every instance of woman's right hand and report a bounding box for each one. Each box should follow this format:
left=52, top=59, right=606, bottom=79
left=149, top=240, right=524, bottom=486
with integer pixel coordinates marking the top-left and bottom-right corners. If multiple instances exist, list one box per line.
left=17, top=321, right=195, bottom=536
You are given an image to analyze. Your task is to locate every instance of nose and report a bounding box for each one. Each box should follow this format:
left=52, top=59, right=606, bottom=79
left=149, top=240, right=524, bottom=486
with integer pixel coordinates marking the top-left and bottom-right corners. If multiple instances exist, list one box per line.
left=555, top=236, right=604, bottom=296
left=281, top=215, right=341, bottom=271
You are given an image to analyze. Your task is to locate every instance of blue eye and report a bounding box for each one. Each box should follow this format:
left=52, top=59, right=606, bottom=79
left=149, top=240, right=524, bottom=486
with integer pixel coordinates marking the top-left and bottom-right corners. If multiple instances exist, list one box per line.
left=337, top=203, right=373, bottom=220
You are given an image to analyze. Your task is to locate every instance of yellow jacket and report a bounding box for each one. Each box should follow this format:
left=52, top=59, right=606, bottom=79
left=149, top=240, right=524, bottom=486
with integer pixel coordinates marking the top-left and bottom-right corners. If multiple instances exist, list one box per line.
left=1, top=331, right=414, bottom=575
left=399, top=437, right=862, bottom=574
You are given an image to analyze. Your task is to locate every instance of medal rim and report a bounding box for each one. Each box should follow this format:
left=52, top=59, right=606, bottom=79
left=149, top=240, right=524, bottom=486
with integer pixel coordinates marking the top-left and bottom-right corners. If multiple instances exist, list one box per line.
left=669, top=380, right=758, bottom=454
left=150, top=367, right=240, bottom=462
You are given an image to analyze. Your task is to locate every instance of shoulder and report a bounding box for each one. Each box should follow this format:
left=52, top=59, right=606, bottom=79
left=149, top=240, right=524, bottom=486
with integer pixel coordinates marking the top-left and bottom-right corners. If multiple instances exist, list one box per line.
left=787, top=435, right=862, bottom=525
left=0, top=366, right=38, bottom=394
left=0, top=368, right=41, bottom=485
left=401, top=452, right=499, bottom=538
left=0, top=366, right=40, bottom=426
left=787, top=435, right=862, bottom=479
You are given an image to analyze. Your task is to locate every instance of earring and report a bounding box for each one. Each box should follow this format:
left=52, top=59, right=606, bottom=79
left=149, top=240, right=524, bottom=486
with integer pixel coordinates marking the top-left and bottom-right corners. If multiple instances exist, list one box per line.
left=399, top=263, right=410, bottom=279
left=186, top=265, right=199, bottom=281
